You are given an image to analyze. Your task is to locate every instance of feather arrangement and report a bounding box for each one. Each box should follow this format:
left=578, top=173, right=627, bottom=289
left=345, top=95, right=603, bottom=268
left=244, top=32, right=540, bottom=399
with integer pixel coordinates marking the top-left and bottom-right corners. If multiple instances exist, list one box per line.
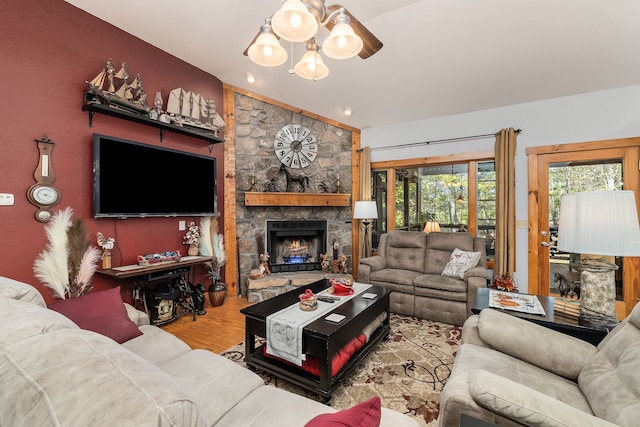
left=70, top=246, right=101, bottom=298
left=33, top=207, right=101, bottom=299
left=213, top=232, right=226, bottom=267
left=200, top=216, right=226, bottom=278
left=210, top=216, right=226, bottom=267
left=199, top=216, right=213, bottom=256
left=67, top=217, right=90, bottom=287
left=33, top=207, right=73, bottom=299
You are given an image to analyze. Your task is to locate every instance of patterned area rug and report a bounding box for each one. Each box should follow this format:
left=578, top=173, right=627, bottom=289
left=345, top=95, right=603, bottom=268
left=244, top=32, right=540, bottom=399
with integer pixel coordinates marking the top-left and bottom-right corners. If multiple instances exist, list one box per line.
left=220, top=314, right=461, bottom=426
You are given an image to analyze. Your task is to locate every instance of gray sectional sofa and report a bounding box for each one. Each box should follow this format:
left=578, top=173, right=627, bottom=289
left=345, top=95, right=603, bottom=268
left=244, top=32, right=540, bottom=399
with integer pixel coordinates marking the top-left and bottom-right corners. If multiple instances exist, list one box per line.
left=0, top=276, right=419, bottom=427
left=437, top=306, right=640, bottom=427
left=358, top=230, right=489, bottom=325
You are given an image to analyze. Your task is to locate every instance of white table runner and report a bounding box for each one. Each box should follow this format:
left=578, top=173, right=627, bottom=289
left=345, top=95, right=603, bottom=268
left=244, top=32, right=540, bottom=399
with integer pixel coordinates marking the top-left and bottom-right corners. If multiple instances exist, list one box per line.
left=266, top=282, right=371, bottom=366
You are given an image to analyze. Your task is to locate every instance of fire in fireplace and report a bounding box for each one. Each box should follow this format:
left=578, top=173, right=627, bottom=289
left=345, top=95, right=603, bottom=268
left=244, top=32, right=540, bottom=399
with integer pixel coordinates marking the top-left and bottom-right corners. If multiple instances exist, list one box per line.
left=267, top=220, right=327, bottom=273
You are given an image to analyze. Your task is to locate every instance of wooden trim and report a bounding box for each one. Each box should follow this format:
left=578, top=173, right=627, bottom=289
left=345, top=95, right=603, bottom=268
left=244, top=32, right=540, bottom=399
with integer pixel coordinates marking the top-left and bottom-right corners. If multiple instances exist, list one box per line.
left=527, top=152, right=540, bottom=294
left=371, top=150, right=494, bottom=170
left=622, top=146, right=640, bottom=314
left=223, top=86, right=238, bottom=292
left=352, top=132, right=362, bottom=278
left=387, top=168, right=396, bottom=231
left=525, top=137, right=640, bottom=156
left=223, top=83, right=360, bottom=134
left=244, top=192, right=350, bottom=207
left=467, top=160, right=478, bottom=236
left=527, top=140, right=640, bottom=316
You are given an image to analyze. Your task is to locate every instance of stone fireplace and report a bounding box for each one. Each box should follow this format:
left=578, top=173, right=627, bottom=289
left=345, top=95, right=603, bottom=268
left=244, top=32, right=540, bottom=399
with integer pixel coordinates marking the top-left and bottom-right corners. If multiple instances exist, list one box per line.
left=233, top=92, right=354, bottom=295
left=267, top=220, right=327, bottom=272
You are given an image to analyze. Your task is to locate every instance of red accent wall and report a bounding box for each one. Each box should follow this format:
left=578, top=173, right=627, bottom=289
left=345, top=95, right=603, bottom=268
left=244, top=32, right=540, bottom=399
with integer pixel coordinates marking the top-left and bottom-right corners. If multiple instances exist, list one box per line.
left=0, top=0, right=225, bottom=304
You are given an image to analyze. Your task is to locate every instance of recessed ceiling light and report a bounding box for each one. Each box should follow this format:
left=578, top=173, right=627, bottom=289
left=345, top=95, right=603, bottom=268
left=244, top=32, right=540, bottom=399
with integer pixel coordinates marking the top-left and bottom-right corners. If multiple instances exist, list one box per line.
left=246, top=72, right=256, bottom=83
left=343, top=107, right=353, bottom=116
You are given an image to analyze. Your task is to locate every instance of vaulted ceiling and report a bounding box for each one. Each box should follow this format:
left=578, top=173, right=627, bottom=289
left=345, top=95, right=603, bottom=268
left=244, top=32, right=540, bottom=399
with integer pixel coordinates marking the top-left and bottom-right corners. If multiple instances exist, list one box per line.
left=65, top=0, right=640, bottom=130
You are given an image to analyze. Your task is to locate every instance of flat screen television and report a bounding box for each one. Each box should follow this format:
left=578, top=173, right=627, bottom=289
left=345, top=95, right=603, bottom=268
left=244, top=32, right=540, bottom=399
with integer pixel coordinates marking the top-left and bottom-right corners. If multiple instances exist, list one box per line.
left=93, top=134, right=217, bottom=218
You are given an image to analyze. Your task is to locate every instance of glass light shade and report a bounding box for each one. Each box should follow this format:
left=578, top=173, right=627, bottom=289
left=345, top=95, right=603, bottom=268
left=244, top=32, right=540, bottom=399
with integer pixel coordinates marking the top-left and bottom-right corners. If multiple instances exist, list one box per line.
left=354, top=201, right=378, bottom=220
left=557, top=190, right=640, bottom=257
left=271, top=0, right=318, bottom=43
left=248, top=32, right=287, bottom=67
left=294, top=49, right=329, bottom=80
left=424, top=221, right=441, bottom=233
left=322, top=22, right=363, bottom=59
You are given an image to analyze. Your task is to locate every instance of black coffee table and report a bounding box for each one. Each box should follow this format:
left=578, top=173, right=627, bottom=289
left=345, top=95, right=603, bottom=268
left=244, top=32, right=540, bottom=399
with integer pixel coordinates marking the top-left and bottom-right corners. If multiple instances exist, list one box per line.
left=240, top=279, right=391, bottom=402
left=471, top=287, right=609, bottom=345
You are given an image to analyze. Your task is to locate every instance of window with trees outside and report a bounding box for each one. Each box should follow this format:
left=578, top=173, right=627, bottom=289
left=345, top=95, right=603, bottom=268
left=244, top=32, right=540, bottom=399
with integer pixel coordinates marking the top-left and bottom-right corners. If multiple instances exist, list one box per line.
left=371, top=159, right=496, bottom=260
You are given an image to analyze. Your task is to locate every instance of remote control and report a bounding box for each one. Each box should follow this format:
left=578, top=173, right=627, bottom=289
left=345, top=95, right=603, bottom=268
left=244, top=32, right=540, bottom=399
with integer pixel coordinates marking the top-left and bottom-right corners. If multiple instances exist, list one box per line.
left=317, top=296, right=339, bottom=303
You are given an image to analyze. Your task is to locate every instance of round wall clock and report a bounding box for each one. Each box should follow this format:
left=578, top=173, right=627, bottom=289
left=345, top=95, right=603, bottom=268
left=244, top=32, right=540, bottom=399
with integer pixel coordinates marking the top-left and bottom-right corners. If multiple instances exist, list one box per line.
left=27, top=135, right=61, bottom=222
left=273, top=124, right=318, bottom=169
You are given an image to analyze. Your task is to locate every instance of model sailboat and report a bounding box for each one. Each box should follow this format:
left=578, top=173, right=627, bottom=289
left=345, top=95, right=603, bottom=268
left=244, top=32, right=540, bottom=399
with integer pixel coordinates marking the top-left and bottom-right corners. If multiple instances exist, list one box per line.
left=85, top=59, right=150, bottom=115
left=166, top=88, right=225, bottom=136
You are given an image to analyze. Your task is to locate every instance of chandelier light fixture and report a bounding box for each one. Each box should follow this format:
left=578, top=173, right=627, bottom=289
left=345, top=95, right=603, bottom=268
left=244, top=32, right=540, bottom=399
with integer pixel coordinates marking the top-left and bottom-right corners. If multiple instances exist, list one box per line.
left=245, top=0, right=382, bottom=81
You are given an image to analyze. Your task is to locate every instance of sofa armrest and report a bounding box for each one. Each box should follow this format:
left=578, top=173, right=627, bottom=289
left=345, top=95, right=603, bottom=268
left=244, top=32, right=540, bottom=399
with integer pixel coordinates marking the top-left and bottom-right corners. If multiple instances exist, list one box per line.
left=460, top=315, right=487, bottom=346
left=359, top=255, right=386, bottom=271
left=124, top=303, right=150, bottom=326
left=478, top=308, right=597, bottom=380
left=469, top=370, right=618, bottom=427
left=358, top=255, right=387, bottom=283
left=464, top=266, right=489, bottom=280
left=464, top=267, right=489, bottom=286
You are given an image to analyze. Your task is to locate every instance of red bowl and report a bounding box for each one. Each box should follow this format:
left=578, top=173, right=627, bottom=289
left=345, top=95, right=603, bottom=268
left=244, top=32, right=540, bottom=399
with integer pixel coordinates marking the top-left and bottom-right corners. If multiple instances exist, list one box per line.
left=329, top=278, right=354, bottom=295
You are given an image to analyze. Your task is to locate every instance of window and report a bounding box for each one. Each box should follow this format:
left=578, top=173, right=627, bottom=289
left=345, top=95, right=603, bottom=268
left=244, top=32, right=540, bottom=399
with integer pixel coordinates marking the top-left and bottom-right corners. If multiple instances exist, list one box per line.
left=371, top=152, right=495, bottom=258
left=477, top=161, right=496, bottom=256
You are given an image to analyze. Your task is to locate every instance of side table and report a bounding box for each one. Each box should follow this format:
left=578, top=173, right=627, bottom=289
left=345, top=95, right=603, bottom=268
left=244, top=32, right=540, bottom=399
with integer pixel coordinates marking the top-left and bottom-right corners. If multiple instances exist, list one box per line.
left=471, top=287, right=609, bottom=345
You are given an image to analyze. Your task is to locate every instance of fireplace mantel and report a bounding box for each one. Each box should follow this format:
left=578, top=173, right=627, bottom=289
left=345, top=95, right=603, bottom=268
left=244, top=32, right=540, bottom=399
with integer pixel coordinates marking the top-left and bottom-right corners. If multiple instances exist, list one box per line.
left=244, top=192, right=351, bottom=207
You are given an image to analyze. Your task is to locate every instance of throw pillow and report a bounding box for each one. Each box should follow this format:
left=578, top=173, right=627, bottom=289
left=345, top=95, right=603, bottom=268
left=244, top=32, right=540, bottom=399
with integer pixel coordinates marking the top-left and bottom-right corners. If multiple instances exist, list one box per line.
left=304, top=396, right=381, bottom=427
left=441, top=248, right=481, bottom=279
left=49, top=286, right=143, bottom=344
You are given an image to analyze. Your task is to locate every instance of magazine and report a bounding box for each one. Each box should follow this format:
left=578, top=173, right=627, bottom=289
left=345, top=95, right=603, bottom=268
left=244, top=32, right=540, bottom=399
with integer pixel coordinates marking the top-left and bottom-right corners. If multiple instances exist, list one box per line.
left=488, top=290, right=546, bottom=316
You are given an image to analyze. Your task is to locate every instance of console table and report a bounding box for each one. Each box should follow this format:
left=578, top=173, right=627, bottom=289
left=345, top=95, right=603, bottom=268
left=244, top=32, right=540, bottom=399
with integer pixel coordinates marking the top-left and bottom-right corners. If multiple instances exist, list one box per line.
left=97, top=256, right=213, bottom=324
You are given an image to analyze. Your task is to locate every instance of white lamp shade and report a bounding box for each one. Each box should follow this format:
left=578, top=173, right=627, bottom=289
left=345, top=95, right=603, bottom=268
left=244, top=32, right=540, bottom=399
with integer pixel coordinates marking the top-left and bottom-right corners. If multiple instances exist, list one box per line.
left=248, top=32, right=288, bottom=67
left=271, top=0, right=318, bottom=43
left=424, top=221, right=441, bottom=233
left=557, top=190, right=640, bottom=257
left=294, top=49, right=329, bottom=80
left=354, top=201, right=378, bottom=220
left=322, top=22, right=363, bottom=59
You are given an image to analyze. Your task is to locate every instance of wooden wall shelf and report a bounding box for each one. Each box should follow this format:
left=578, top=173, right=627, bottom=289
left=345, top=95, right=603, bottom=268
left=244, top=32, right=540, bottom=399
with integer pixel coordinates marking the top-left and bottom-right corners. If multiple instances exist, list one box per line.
left=244, top=192, right=351, bottom=207
left=82, top=103, right=225, bottom=151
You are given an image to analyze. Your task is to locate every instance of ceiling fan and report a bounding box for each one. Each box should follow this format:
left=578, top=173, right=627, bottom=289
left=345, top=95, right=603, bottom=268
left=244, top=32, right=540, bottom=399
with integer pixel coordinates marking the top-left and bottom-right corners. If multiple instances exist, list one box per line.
left=244, top=0, right=383, bottom=80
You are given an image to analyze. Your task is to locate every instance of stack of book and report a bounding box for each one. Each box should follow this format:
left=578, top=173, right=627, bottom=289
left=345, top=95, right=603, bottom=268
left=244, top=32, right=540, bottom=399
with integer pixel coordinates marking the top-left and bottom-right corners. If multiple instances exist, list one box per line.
left=553, top=297, right=580, bottom=318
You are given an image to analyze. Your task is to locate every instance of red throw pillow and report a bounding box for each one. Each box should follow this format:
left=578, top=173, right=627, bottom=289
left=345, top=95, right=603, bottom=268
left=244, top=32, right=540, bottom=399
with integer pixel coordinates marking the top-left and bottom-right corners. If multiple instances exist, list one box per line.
left=304, top=396, right=381, bottom=427
left=49, top=286, right=143, bottom=344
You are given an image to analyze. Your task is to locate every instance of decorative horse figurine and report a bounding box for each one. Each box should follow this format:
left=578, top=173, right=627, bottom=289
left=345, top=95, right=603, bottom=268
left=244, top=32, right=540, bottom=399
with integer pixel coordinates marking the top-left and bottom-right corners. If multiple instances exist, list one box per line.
left=279, top=164, right=310, bottom=192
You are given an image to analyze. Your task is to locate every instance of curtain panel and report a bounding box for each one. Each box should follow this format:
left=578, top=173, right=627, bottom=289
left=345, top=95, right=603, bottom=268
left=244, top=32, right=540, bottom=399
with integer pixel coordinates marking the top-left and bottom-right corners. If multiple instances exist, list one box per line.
left=358, top=147, right=373, bottom=259
left=494, top=128, right=518, bottom=276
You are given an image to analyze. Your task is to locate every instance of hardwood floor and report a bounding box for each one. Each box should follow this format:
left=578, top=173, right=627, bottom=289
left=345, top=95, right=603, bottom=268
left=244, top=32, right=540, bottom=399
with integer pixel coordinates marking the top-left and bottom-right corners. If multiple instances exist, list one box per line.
left=160, top=293, right=253, bottom=354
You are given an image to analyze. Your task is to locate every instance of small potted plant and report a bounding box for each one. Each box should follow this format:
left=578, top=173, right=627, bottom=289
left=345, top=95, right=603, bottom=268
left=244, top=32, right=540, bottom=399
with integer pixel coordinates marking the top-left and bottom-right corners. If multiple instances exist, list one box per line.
left=96, top=232, right=115, bottom=270
left=206, top=258, right=227, bottom=307
left=183, top=222, right=200, bottom=256
left=492, top=272, right=517, bottom=292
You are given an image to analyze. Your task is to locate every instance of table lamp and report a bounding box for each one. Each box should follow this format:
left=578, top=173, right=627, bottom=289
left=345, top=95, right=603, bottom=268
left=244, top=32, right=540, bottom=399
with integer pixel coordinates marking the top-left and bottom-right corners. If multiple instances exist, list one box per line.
left=557, top=190, right=640, bottom=327
left=424, top=221, right=441, bottom=233
left=354, top=201, right=378, bottom=258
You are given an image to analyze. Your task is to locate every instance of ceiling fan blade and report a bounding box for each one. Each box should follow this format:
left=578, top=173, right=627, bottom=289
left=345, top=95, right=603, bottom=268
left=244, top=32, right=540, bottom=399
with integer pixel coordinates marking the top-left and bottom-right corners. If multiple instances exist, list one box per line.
left=326, top=4, right=383, bottom=59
